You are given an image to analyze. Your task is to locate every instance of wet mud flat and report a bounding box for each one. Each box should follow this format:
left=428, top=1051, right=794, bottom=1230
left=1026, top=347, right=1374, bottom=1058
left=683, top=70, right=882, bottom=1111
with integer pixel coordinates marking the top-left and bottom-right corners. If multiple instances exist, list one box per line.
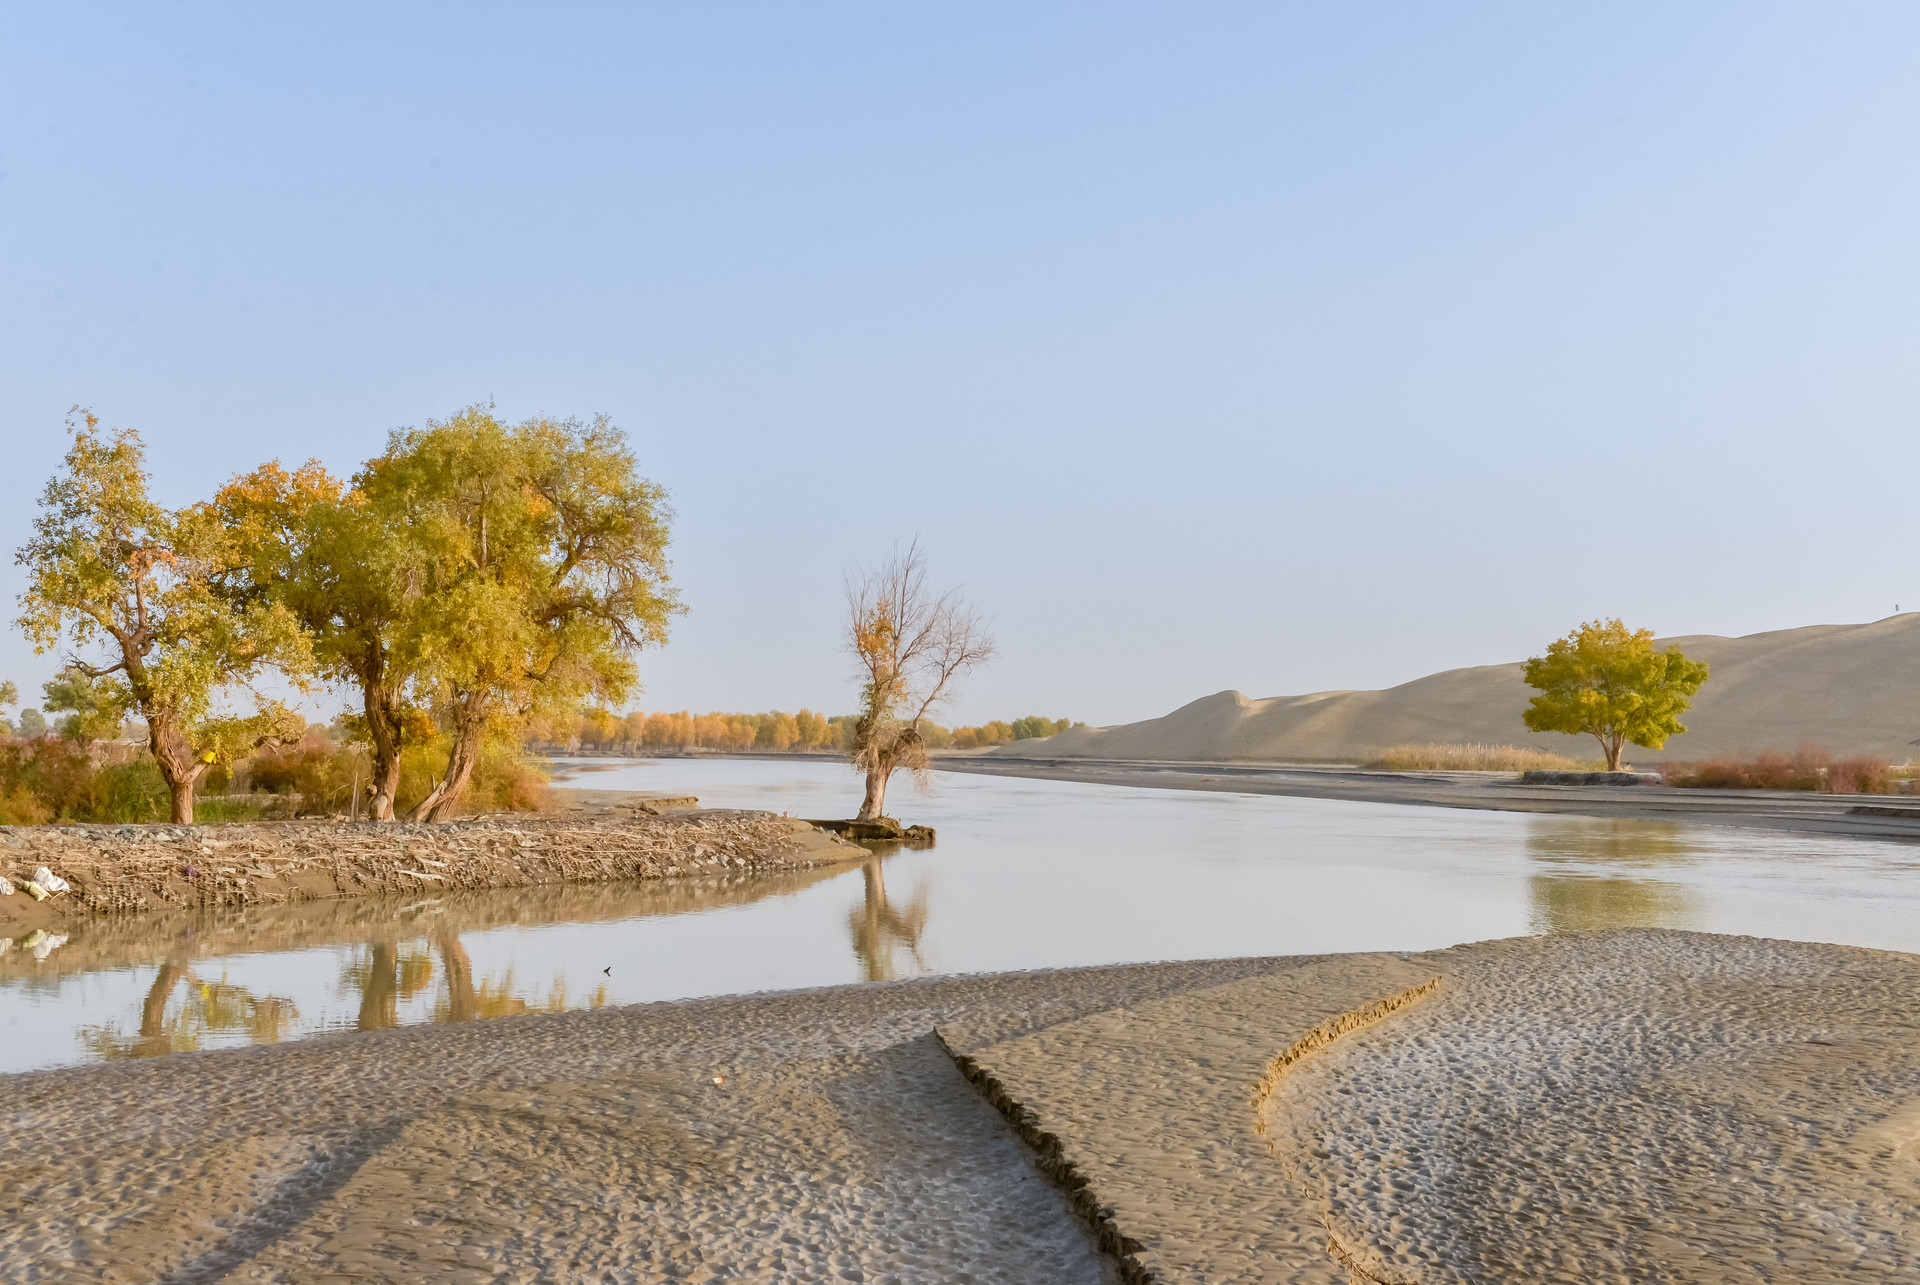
left=941, top=756, right=1920, bottom=842
left=5, top=929, right=1918, bottom=1282
left=0, top=811, right=862, bottom=940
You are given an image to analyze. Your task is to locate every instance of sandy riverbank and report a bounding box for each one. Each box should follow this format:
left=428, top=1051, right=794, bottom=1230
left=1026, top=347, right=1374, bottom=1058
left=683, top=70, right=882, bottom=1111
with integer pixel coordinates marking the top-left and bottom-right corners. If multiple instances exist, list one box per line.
left=938, top=755, right=1920, bottom=842
left=4, top=929, right=1916, bottom=1281
left=0, top=810, right=863, bottom=940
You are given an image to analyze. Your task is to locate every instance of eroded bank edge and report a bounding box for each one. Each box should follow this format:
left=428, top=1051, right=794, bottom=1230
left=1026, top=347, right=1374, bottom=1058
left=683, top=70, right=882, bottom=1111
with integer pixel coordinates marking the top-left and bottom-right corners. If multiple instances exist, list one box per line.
left=1250, top=974, right=1443, bottom=1134
left=933, top=972, right=1445, bottom=1285
left=1253, top=974, right=1444, bottom=1285
left=932, top=1027, right=1157, bottom=1285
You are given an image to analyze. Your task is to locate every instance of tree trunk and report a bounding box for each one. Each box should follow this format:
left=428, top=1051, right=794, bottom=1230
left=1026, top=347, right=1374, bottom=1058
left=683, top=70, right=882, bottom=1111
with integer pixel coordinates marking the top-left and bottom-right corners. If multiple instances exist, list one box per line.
left=858, top=762, right=891, bottom=820
left=145, top=712, right=205, bottom=824
left=1597, top=733, right=1624, bottom=772
left=408, top=691, right=490, bottom=822
left=363, top=672, right=403, bottom=822
left=167, top=777, right=196, bottom=825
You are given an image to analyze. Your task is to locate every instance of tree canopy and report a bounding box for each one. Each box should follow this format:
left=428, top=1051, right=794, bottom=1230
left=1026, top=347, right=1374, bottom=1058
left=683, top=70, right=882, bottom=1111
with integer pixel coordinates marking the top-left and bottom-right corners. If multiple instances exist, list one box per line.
left=1521, top=619, right=1709, bottom=771
left=363, top=406, right=682, bottom=819
left=212, top=458, right=430, bottom=820
left=15, top=410, right=311, bottom=821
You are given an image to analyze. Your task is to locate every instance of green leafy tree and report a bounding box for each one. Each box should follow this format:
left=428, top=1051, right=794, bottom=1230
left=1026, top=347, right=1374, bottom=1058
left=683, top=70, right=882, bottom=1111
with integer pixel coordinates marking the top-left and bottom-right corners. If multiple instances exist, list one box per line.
left=845, top=541, right=993, bottom=819
left=365, top=406, right=681, bottom=820
left=1522, top=619, right=1709, bottom=771
left=44, top=666, right=127, bottom=746
left=212, top=460, right=428, bottom=821
left=15, top=410, right=312, bottom=822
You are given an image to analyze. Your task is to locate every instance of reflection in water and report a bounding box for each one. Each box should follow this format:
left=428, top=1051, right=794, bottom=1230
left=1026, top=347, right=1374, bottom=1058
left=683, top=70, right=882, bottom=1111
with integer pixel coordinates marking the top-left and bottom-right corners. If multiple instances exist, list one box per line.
left=846, top=854, right=929, bottom=982
left=1524, top=816, right=1697, bottom=869
left=79, top=953, right=300, bottom=1059
left=24, top=865, right=840, bottom=1063
left=344, top=936, right=434, bottom=1031
left=1527, top=876, right=1696, bottom=934
left=1524, top=817, right=1701, bottom=934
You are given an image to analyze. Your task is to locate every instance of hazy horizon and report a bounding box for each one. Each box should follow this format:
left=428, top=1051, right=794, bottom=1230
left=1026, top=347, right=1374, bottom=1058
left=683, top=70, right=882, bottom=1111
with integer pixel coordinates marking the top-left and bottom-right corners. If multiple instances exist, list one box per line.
left=5, top=4, right=1918, bottom=727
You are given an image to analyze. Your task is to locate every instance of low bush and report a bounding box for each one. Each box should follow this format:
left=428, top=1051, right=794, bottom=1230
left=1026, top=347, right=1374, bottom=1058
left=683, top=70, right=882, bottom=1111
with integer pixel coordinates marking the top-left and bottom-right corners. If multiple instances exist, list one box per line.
left=1663, top=744, right=1894, bottom=794
left=0, top=740, right=173, bottom=823
left=1366, top=742, right=1595, bottom=772
left=0, top=725, right=551, bottom=824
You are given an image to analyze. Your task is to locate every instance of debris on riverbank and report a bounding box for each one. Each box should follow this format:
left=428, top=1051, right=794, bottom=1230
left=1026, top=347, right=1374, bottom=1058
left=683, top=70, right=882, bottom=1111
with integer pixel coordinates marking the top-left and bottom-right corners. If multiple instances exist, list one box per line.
left=0, top=811, right=863, bottom=936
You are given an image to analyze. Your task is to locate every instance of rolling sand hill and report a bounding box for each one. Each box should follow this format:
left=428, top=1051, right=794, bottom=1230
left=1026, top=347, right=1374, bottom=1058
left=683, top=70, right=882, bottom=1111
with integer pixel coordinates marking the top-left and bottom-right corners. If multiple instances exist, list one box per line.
left=993, top=616, right=1920, bottom=765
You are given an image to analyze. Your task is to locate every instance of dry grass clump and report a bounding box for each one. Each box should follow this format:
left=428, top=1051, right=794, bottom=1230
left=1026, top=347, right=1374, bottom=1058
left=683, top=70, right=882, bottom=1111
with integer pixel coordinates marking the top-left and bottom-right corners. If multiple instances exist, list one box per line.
left=1366, top=742, right=1591, bottom=772
left=1664, top=745, right=1896, bottom=794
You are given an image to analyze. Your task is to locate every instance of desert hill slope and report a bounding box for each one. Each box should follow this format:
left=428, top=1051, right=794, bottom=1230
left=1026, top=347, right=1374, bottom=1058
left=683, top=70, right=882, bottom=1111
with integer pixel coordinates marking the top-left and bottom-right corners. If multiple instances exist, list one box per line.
left=994, top=616, right=1920, bottom=765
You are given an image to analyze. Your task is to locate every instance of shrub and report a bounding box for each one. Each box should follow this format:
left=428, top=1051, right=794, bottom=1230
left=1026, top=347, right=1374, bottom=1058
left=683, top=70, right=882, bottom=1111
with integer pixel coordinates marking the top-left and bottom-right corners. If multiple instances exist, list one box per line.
left=1366, top=743, right=1594, bottom=772
left=1663, top=744, right=1893, bottom=794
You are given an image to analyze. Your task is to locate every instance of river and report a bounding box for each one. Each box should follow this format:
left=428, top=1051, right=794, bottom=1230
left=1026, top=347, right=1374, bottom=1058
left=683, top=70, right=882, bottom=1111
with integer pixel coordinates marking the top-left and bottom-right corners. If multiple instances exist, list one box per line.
left=4, top=756, right=1919, bottom=1074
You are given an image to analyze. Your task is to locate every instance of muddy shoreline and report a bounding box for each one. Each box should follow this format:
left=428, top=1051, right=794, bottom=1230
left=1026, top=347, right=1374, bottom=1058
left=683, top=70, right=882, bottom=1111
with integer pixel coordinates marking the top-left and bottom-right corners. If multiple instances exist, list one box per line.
left=0, top=810, right=865, bottom=939
left=940, top=755, right=1920, bottom=841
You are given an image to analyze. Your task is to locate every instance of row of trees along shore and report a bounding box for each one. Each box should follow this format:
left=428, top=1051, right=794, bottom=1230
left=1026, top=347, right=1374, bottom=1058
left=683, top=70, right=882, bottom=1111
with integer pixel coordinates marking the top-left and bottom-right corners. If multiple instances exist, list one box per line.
left=536, top=709, right=1077, bottom=754
left=15, top=405, right=680, bottom=824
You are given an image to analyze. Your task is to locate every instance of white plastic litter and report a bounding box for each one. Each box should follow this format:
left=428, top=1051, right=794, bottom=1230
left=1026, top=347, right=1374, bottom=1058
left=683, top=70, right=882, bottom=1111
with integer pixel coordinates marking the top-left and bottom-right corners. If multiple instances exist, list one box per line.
left=0, top=875, right=12, bottom=896
left=33, top=867, right=69, bottom=895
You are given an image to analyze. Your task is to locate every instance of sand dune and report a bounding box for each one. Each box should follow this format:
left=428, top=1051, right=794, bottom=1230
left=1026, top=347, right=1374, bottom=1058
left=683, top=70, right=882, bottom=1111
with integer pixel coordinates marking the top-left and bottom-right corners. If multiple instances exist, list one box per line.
left=993, top=615, right=1920, bottom=764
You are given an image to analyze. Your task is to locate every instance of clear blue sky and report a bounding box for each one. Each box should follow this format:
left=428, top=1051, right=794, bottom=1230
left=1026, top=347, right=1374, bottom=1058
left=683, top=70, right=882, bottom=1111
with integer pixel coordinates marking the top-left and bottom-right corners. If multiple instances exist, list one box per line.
left=3, top=4, right=1917, bottom=727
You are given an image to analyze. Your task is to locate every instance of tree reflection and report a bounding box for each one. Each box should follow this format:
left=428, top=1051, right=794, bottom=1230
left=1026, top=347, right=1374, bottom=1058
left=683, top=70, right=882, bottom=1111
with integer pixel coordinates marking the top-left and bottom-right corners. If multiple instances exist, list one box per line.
left=1524, top=816, right=1698, bottom=933
left=343, top=935, right=434, bottom=1030
left=847, top=853, right=928, bottom=982
left=78, top=955, right=299, bottom=1059
left=1526, top=874, right=1695, bottom=934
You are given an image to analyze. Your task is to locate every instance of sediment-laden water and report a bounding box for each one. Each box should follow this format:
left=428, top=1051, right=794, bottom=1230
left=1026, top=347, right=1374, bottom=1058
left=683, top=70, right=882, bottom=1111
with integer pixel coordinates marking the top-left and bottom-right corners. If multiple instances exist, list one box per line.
left=5, top=756, right=1919, bottom=1074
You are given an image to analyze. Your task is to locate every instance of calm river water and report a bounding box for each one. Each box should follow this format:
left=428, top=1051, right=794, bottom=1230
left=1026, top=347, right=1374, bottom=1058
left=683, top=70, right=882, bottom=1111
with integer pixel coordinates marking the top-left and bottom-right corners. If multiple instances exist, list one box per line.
left=5, top=757, right=1920, bottom=1074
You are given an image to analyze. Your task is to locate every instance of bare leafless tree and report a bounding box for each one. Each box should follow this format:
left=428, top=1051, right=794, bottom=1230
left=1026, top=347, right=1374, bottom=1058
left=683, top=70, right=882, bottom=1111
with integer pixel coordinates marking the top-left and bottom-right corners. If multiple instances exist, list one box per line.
left=844, top=541, right=994, bottom=819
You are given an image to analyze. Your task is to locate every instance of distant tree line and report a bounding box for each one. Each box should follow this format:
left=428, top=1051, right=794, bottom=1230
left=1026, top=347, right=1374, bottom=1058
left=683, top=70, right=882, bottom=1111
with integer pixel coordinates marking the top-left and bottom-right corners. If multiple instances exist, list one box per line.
left=538, top=709, right=1079, bottom=754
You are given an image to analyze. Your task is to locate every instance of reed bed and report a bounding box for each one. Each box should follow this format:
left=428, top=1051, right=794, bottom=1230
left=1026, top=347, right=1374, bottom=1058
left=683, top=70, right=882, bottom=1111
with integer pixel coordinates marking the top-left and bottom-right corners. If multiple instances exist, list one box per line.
left=1365, top=742, right=1592, bottom=773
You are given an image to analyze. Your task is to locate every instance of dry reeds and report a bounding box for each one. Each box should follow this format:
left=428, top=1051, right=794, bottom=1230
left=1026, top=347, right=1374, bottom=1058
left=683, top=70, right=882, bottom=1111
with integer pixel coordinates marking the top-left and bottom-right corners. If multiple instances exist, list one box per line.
left=1664, top=744, right=1895, bottom=794
left=1366, top=743, right=1592, bottom=773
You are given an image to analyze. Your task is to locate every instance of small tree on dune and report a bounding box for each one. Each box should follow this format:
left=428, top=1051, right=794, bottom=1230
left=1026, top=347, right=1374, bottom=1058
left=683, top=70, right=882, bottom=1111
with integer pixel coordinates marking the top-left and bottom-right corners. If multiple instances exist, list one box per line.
left=1522, top=619, right=1708, bottom=771
left=844, top=542, right=994, bottom=820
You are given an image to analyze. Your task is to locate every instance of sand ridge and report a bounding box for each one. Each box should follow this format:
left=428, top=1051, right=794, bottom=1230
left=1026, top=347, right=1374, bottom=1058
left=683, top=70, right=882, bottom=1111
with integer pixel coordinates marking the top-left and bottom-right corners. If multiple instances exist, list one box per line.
left=942, top=956, right=1443, bottom=1284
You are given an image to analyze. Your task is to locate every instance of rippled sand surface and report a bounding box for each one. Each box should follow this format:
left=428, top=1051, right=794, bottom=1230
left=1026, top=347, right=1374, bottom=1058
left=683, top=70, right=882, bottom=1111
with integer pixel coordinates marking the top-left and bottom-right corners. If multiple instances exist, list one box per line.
left=0, top=956, right=1295, bottom=1283
left=1272, top=931, right=1920, bottom=1282
left=7, top=930, right=1919, bottom=1282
